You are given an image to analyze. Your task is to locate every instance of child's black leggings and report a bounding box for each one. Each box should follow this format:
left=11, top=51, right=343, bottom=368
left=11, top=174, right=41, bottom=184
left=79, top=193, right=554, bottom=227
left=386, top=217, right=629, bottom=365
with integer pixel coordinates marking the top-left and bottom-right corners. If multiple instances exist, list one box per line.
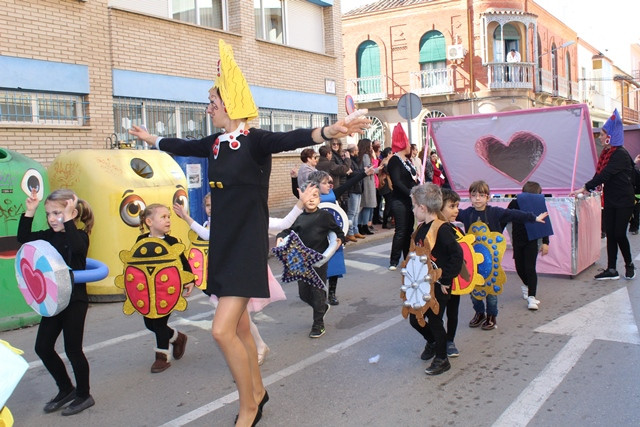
left=143, top=315, right=174, bottom=350
left=35, top=300, right=90, bottom=398
left=513, top=240, right=539, bottom=297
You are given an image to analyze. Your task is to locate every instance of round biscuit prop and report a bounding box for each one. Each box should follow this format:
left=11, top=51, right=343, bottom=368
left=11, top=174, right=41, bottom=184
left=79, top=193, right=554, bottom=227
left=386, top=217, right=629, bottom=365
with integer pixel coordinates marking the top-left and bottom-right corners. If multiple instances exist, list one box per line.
left=15, top=240, right=73, bottom=317
left=15, top=240, right=110, bottom=317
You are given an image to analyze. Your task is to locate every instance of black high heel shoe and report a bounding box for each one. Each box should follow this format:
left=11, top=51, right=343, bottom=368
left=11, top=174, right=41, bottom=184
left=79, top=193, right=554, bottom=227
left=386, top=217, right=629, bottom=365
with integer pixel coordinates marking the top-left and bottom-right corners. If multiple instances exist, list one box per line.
left=234, top=409, right=261, bottom=426
left=258, top=390, right=269, bottom=412
left=234, top=390, right=268, bottom=425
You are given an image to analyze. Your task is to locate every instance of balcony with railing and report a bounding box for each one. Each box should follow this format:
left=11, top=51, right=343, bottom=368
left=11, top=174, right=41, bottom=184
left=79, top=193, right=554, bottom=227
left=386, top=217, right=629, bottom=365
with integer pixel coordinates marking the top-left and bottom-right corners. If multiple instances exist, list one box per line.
left=409, top=68, right=454, bottom=96
left=537, top=69, right=553, bottom=95
left=345, top=76, right=387, bottom=103
left=486, top=62, right=534, bottom=90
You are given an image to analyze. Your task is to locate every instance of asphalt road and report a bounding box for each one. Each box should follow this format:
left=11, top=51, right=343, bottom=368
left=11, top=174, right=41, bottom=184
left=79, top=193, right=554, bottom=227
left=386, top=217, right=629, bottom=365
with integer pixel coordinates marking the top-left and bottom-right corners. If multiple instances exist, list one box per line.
left=4, top=227, right=640, bottom=426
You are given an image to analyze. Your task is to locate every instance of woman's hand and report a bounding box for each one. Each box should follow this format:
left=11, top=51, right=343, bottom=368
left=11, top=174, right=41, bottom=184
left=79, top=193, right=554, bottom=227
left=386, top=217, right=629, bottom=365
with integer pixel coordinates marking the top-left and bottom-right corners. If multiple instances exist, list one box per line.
left=536, top=212, right=549, bottom=223
left=315, top=110, right=371, bottom=142
left=128, top=125, right=157, bottom=146
left=569, top=187, right=586, bottom=197
left=24, top=189, right=40, bottom=217
left=290, top=167, right=298, bottom=178
left=635, top=154, right=640, bottom=164
left=540, top=243, right=549, bottom=256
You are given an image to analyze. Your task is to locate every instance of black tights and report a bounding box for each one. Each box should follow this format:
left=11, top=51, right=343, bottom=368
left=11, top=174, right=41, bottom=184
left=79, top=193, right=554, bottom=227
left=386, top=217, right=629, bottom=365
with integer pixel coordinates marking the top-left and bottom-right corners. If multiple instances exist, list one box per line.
left=143, top=315, right=175, bottom=350
left=35, top=300, right=90, bottom=398
left=513, top=240, right=540, bottom=297
left=603, top=205, right=633, bottom=269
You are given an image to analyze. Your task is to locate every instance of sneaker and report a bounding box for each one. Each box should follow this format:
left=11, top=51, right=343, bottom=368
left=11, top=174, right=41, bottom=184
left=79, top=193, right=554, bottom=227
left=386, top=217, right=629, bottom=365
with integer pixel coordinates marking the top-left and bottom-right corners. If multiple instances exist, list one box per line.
left=468, top=312, right=486, bottom=328
left=420, top=342, right=436, bottom=360
left=446, top=341, right=459, bottom=358
left=481, top=315, right=497, bottom=330
left=309, top=325, right=325, bottom=338
left=43, top=388, right=76, bottom=413
left=61, top=395, right=95, bottom=416
left=388, top=265, right=397, bottom=271
left=527, top=296, right=539, bottom=310
left=625, top=263, right=636, bottom=279
left=594, top=268, right=620, bottom=280
left=521, top=285, right=529, bottom=300
left=425, top=357, right=451, bottom=375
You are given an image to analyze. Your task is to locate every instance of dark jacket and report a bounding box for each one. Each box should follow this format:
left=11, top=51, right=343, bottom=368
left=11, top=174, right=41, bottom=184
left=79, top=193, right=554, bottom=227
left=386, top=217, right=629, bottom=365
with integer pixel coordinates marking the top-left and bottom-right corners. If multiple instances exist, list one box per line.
left=585, top=146, right=635, bottom=209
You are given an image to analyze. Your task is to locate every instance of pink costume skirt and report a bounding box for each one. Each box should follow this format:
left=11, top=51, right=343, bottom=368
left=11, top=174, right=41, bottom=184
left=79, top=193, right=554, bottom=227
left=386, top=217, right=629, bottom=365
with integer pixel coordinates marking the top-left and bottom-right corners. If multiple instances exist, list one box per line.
left=209, top=266, right=286, bottom=312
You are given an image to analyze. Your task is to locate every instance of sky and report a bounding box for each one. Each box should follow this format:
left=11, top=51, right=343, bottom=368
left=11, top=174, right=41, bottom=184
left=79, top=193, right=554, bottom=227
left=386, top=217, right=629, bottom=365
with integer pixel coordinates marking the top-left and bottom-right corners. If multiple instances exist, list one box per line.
left=341, top=0, right=640, bottom=72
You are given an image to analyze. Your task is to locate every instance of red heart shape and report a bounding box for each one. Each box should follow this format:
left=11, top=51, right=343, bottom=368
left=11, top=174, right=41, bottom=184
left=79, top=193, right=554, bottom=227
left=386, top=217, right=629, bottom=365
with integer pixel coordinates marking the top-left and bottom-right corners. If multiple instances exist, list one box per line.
left=20, top=258, right=48, bottom=304
left=475, top=132, right=545, bottom=184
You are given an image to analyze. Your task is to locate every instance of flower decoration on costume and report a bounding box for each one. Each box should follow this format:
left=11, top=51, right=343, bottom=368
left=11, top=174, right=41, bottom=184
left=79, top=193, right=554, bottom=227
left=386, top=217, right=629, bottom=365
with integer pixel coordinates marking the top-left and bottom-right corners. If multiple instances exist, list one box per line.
left=399, top=247, right=441, bottom=326
left=212, top=39, right=258, bottom=120
left=271, top=231, right=325, bottom=289
left=115, top=238, right=194, bottom=318
left=467, top=221, right=506, bottom=300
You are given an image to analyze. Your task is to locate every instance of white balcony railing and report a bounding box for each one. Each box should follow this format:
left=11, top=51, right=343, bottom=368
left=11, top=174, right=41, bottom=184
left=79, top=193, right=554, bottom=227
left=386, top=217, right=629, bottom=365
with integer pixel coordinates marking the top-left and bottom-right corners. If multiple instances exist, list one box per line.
left=538, top=69, right=553, bottom=94
left=486, top=62, right=534, bottom=89
left=409, top=68, right=454, bottom=96
left=345, top=76, right=387, bottom=103
left=557, top=76, right=569, bottom=98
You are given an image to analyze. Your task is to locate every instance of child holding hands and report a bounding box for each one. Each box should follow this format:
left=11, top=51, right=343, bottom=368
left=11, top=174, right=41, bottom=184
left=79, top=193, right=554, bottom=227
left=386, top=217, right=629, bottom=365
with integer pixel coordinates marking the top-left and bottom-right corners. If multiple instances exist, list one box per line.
left=457, top=180, right=548, bottom=330
left=17, top=189, right=96, bottom=416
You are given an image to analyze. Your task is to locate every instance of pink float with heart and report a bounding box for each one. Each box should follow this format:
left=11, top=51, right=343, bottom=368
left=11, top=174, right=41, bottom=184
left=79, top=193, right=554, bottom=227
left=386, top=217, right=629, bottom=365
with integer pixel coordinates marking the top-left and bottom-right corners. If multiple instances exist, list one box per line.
left=475, top=131, right=546, bottom=184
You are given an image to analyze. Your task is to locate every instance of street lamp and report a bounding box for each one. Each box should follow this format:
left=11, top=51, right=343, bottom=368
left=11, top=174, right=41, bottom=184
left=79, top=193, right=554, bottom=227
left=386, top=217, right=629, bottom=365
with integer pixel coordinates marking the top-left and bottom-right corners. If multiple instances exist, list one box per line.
left=539, top=40, right=575, bottom=59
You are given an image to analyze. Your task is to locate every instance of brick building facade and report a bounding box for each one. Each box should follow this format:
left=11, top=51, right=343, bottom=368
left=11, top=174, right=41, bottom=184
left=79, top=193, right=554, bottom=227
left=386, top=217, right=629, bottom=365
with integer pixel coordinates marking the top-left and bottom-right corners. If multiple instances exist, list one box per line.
left=1, top=0, right=344, bottom=212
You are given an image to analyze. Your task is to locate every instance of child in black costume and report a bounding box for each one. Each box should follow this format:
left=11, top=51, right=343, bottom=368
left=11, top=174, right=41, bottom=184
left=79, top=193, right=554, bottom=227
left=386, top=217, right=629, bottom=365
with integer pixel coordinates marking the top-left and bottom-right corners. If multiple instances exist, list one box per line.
left=408, top=183, right=463, bottom=376
left=505, top=181, right=550, bottom=310
left=276, top=184, right=345, bottom=338
left=17, top=189, right=96, bottom=416
left=136, top=204, right=194, bottom=373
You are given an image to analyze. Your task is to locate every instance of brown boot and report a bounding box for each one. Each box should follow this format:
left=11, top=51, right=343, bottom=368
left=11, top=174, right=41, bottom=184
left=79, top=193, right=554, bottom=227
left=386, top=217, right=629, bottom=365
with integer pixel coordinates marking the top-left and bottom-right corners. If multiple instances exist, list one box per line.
left=151, top=349, right=171, bottom=373
left=171, top=331, right=188, bottom=360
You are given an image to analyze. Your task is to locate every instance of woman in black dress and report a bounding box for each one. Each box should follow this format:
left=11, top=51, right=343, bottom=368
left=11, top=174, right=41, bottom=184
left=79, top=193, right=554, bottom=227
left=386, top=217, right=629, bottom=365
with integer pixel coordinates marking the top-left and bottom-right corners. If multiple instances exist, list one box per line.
left=130, top=40, right=369, bottom=426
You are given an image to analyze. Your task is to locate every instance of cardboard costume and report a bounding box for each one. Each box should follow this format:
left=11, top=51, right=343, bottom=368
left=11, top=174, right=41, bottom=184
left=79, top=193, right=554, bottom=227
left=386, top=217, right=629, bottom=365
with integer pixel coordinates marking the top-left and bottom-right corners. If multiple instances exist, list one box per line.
left=400, top=221, right=443, bottom=326
left=185, top=229, right=209, bottom=290
left=467, top=221, right=507, bottom=300
left=115, top=237, right=194, bottom=318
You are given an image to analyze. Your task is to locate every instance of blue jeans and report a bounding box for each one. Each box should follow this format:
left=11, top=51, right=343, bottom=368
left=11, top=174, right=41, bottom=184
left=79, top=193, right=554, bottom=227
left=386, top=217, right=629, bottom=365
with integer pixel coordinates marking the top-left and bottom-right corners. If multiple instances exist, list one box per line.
left=471, top=294, right=498, bottom=316
left=347, top=193, right=362, bottom=235
left=358, top=206, right=373, bottom=226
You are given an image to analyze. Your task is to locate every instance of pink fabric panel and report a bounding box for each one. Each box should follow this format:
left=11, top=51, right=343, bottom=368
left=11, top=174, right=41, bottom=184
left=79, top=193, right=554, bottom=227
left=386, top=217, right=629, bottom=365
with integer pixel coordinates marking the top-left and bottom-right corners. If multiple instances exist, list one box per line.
left=459, top=196, right=601, bottom=276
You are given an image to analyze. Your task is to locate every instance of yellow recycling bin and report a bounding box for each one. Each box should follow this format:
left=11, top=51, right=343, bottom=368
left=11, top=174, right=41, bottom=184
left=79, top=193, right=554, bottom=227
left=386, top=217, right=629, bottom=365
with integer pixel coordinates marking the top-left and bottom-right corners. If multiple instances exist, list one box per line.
left=48, top=150, right=191, bottom=301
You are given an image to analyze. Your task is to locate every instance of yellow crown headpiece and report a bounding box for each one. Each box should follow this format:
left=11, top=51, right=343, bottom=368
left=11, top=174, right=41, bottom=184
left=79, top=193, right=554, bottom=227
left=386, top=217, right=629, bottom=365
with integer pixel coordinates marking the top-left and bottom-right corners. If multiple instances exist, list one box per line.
left=212, top=39, right=258, bottom=120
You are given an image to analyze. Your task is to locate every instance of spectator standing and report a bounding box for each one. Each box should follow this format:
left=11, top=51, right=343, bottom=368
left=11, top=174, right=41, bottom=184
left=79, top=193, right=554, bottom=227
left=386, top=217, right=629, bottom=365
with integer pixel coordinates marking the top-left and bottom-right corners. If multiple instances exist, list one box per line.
left=357, top=138, right=379, bottom=235
left=296, top=148, right=318, bottom=188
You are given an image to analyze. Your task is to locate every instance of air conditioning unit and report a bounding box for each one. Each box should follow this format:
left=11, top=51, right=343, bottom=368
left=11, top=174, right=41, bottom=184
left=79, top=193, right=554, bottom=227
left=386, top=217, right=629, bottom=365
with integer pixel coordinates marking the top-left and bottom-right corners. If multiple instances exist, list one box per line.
left=447, top=44, right=466, bottom=60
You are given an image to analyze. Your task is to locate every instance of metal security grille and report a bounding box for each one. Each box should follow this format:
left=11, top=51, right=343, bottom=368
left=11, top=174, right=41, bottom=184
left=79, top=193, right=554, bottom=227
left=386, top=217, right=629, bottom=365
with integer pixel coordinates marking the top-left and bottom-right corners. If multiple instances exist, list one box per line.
left=112, top=98, right=216, bottom=148
left=0, top=90, right=88, bottom=125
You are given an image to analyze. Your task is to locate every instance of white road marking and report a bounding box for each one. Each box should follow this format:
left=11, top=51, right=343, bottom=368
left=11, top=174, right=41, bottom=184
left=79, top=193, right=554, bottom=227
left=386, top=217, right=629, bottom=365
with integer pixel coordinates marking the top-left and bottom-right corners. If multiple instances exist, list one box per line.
left=493, top=288, right=640, bottom=427
left=159, top=316, right=404, bottom=427
left=26, top=308, right=214, bottom=370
